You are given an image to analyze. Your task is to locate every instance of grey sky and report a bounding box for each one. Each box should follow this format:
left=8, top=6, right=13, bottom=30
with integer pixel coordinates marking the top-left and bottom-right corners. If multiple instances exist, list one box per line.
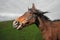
left=0, top=0, right=60, bottom=21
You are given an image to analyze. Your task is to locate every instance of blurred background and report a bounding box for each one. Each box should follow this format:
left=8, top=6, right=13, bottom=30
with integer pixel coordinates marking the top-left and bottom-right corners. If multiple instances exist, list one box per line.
left=0, top=0, right=60, bottom=21
left=0, top=0, right=60, bottom=40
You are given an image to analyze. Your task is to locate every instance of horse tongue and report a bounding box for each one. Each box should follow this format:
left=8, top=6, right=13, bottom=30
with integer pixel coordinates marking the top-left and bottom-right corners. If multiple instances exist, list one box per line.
left=17, top=25, right=22, bottom=30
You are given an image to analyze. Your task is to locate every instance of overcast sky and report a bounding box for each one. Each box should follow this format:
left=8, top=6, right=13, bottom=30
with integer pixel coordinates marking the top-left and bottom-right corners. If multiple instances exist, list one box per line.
left=0, top=0, right=60, bottom=21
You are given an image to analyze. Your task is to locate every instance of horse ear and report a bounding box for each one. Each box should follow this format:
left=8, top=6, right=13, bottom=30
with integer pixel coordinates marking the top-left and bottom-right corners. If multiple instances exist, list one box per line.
left=32, top=3, right=36, bottom=10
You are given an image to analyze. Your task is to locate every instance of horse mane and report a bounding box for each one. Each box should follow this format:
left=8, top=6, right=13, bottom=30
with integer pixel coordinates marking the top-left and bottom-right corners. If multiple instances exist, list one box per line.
left=34, top=9, right=50, bottom=21
left=36, top=10, right=60, bottom=21
left=40, top=14, right=50, bottom=21
left=52, top=20, right=60, bottom=22
left=29, top=8, right=50, bottom=21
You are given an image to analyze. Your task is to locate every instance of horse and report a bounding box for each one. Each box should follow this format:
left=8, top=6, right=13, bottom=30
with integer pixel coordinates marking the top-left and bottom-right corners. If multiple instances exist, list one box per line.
left=13, top=4, right=60, bottom=40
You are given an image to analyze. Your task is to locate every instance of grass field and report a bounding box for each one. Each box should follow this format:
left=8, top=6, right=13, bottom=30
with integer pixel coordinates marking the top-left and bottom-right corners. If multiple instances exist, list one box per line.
left=0, top=21, right=43, bottom=40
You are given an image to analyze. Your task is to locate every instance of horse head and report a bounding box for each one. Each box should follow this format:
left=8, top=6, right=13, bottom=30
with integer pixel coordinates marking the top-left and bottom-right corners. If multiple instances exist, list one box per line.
left=13, top=3, right=49, bottom=30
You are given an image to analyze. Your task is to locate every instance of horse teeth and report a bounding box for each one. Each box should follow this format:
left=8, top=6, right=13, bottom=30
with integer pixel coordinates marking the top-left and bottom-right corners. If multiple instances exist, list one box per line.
left=17, top=25, right=21, bottom=30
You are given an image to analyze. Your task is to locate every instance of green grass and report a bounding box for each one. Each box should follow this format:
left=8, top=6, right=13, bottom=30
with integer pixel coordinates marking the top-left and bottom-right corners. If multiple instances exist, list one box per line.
left=0, top=21, right=43, bottom=40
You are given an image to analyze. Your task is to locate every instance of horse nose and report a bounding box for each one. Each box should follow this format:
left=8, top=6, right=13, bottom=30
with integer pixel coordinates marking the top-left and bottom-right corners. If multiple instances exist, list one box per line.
left=16, top=21, right=20, bottom=25
left=13, top=21, right=20, bottom=28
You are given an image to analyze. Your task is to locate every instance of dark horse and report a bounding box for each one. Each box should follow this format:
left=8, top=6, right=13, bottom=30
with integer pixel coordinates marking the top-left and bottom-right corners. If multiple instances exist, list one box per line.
left=13, top=4, right=60, bottom=40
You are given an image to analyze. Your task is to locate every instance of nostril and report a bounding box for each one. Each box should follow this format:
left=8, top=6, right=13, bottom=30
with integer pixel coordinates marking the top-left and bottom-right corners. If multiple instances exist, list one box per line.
left=13, top=21, right=20, bottom=28
left=15, top=21, right=20, bottom=25
left=15, top=21, right=18, bottom=24
left=16, top=22, right=20, bottom=26
left=17, top=21, right=20, bottom=25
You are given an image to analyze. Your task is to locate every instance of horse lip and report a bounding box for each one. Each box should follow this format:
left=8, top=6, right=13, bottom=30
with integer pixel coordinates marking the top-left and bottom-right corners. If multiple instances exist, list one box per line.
left=13, top=21, right=18, bottom=28
left=13, top=24, right=17, bottom=28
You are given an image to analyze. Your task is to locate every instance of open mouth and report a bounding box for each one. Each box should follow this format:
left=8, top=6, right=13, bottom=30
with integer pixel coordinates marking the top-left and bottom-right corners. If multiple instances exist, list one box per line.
left=16, top=24, right=22, bottom=30
left=13, top=24, right=22, bottom=30
left=13, top=21, right=23, bottom=30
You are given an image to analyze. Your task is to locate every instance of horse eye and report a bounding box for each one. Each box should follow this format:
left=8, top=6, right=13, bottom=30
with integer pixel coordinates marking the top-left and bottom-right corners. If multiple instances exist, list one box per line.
left=30, top=13, right=32, bottom=14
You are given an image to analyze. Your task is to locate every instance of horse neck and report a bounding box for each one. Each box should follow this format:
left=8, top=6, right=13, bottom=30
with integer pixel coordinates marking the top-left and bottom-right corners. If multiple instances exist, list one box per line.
left=37, top=16, right=50, bottom=32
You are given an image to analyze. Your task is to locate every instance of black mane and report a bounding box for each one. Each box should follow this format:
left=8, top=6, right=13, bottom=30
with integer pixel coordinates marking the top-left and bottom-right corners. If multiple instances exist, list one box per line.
left=29, top=8, right=50, bottom=21
left=29, top=8, right=60, bottom=22
left=36, top=10, right=60, bottom=21
left=53, top=20, right=60, bottom=22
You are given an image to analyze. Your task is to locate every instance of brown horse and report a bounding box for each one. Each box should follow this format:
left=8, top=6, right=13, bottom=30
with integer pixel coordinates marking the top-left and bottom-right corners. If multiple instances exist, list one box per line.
left=13, top=4, right=60, bottom=40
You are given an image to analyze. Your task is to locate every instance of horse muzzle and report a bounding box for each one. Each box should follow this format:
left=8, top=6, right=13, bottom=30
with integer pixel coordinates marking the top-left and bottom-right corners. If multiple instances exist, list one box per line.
left=13, top=21, right=22, bottom=30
